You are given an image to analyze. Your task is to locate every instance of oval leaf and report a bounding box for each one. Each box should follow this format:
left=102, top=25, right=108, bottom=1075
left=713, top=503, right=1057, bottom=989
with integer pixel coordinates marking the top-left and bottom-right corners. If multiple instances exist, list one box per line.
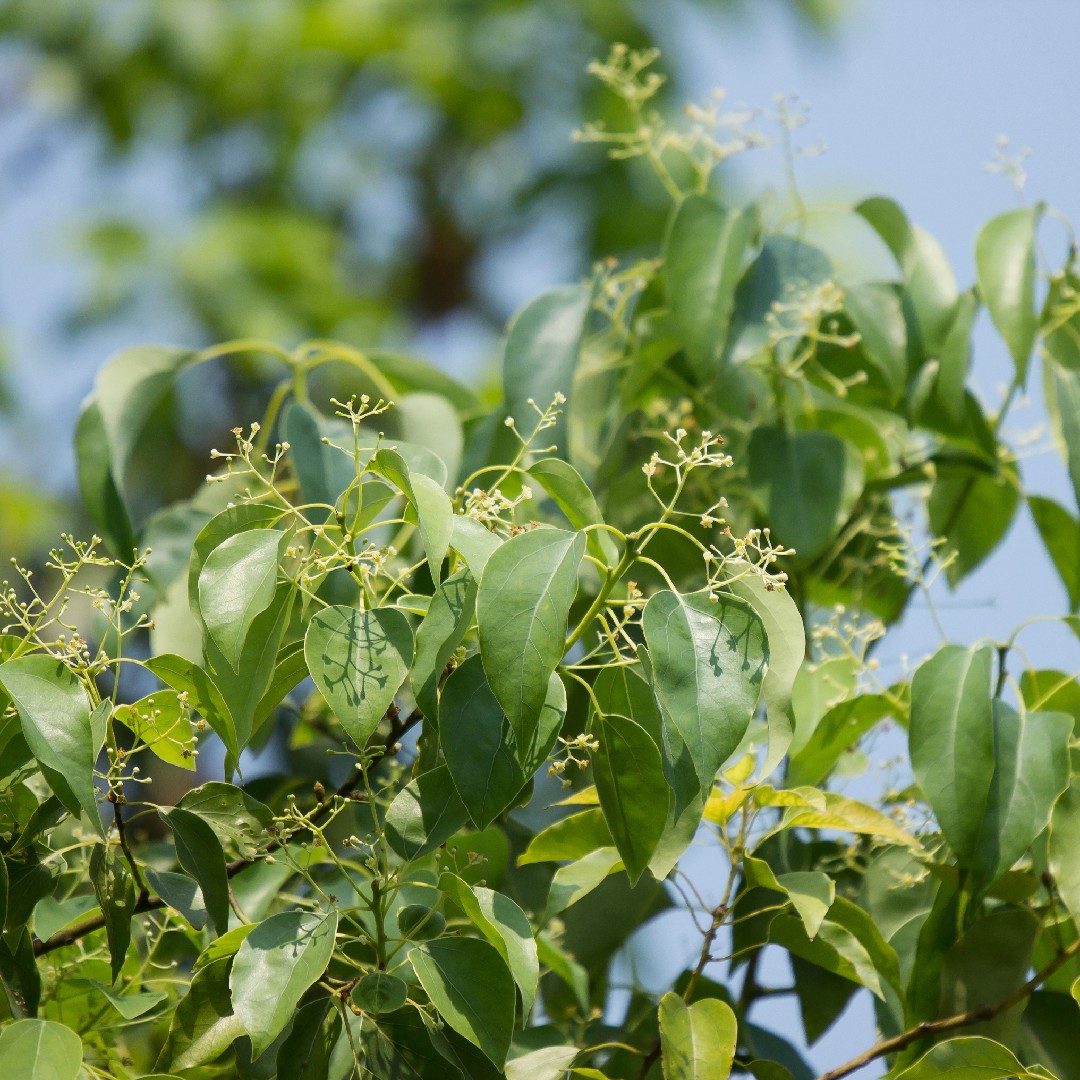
left=0, top=1018, right=83, bottom=1080
left=658, top=992, right=737, bottom=1080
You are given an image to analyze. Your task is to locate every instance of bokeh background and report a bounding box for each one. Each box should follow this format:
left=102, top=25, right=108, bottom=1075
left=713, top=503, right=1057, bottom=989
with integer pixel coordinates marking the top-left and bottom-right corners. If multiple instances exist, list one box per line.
left=2, top=1, right=1078, bottom=1074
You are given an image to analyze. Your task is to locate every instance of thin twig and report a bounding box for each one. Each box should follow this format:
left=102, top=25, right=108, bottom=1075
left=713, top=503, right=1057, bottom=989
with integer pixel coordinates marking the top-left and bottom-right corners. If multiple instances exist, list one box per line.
left=814, top=934, right=1080, bottom=1080
left=33, top=708, right=421, bottom=958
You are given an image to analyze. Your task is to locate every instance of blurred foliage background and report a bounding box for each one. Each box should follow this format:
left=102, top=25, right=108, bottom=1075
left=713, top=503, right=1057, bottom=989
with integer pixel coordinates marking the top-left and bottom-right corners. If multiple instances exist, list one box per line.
left=0, top=0, right=841, bottom=558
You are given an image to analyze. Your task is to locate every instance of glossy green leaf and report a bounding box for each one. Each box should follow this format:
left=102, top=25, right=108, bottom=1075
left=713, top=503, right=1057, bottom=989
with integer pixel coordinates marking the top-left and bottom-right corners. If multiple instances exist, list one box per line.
left=374, top=446, right=455, bottom=581
left=894, top=1035, right=1048, bottom=1080
left=68, top=977, right=167, bottom=1019
left=518, top=808, right=614, bottom=866
left=0, top=1018, right=83, bottom=1080
left=251, top=639, right=309, bottom=735
left=590, top=711, right=666, bottom=884
left=89, top=842, right=136, bottom=983
left=304, top=604, right=414, bottom=748
left=353, top=971, right=408, bottom=1015
left=1029, top=496, right=1080, bottom=611
left=975, top=205, right=1042, bottom=380
left=143, top=868, right=205, bottom=931
left=114, top=690, right=197, bottom=771
left=410, top=937, right=515, bottom=1066
left=285, top=400, right=354, bottom=508
left=975, top=702, right=1071, bottom=884
left=156, top=957, right=245, bottom=1070
left=231, top=908, right=339, bottom=1058
left=503, top=284, right=592, bottom=460
left=411, top=568, right=477, bottom=720
left=158, top=806, right=230, bottom=936
left=145, top=652, right=237, bottom=765
left=177, top=781, right=274, bottom=861
left=384, top=764, right=469, bottom=861
left=438, top=872, right=539, bottom=1018
left=476, top=527, right=584, bottom=759
left=909, top=644, right=994, bottom=866
left=0, top=654, right=102, bottom=836
left=440, top=654, right=565, bottom=828
left=658, top=992, right=737, bottom=1080
left=536, top=933, right=589, bottom=1016
left=665, top=195, right=756, bottom=375
left=748, top=427, right=865, bottom=563
left=642, top=589, right=767, bottom=796
left=528, top=457, right=620, bottom=567
left=451, top=515, right=503, bottom=577
left=198, top=529, right=284, bottom=671
left=726, top=574, right=805, bottom=776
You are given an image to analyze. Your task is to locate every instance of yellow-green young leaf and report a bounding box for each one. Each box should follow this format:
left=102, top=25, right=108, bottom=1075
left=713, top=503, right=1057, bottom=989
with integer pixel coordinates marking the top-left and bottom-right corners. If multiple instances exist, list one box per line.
left=506, top=1046, right=578, bottom=1080
left=230, top=909, right=339, bottom=1059
left=0, top=1018, right=83, bottom=1080
left=503, top=283, right=592, bottom=460
left=158, top=806, right=230, bottom=937
left=373, top=447, right=454, bottom=582
left=726, top=575, right=805, bottom=777
left=156, top=958, right=245, bottom=1070
left=974, top=702, right=1071, bottom=884
left=747, top=427, right=865, bottom=564
left=894, top=1035, right=1052, bottom=1080
left=304, top=605, right=414, bottom=749
left=544, top=847, right=624, bottom=919
left=145, top=652, right=237, bottom=766
left=438, top=872, right=539, bottom=1018
left=643, top=589, right=767, bottom=797
left=589, top=712, right=666, bottom=884
left=975, top=205, right=1043, bottom=380
left=440, top=655, right=565, bottom=829
left=410, top=568, right=476, bottom=720
left=775, top=791, right=922, bottom=850
left=89, top=843, right=135, bottom=984
left=0, top=655, right=103, bottom=837
left=198, top=529, right=284, bottom=671
left=114, top=690, right=197, bottom=771
left=410, top=937, right=515, bottom=1066
left=383, top=765, right=469, bottom=861
left=664, top=195, right=757, bottom=376
left=658, top=992, right=737, bottom=1080
left=743, top=857, right=834, bottom=940
left=476, top=528, right=584, bottom=762
left=909, top=644, right=995, bottom=866
left=518, top=809, right=613, bottom=866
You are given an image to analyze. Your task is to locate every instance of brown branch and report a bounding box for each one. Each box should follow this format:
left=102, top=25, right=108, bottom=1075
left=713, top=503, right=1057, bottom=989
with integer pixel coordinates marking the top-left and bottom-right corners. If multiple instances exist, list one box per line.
left=814, top=934, right=1080, bottom=1080
left=33, top=708, right=421, bottom=958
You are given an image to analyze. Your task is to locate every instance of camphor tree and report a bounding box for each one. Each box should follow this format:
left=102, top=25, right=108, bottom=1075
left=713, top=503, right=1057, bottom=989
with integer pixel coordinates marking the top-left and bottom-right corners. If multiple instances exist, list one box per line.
left=4, top=45, right=1080, bottom=1080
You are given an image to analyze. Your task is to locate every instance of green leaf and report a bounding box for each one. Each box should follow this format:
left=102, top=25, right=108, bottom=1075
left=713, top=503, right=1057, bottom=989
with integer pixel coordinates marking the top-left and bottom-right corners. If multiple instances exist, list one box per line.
left=410, top=937, right=515, bottom=1066
left=726, top=575, right=805, bottom=776
left=68, top=977, right=167, bottom=1019
left=451, top=515, right=503, bottom=578
left=276, top=999, right=339, bottom=1080
left=114, top=690, right=197, bottom=771
left=89, top=842, right=136, bottom=983
left=284, top=400, right=355, bottom=508
left=438, top=872, right=539, bottom=1018
left=665, top=195, right=756, bottom=376
left=1029, top=496, right=1080, bottom=611
left=1049, top=782, right=1080, bottom=921
left=842, top=281, right=908, bottom=399
left=909, top=644, right=995, bottom=866
left=440, top=655, right=564, bottom=828
left=158, top=806, right=230, bottom=936
left=975, top=702, right=1071, bottom=884
left=642, top=589, right=767, bottom=796
left=198, top=529, right=284, bottom=671
left=506, top=1046, right=578, bottom=1080
left=658, top=992, right=737, bottom=1080
left=252, top=639, right=309, bottom=736
left=743, top=856, right=834, bottom=939
left=544, top=847, right=624, bottom=917
left=384, top=765, right=469, bottom=861
left=177, top=782, right=274, bottom=861
left=374, top=447, right=455, bottom=581
left=528, top=457, right=621, bottom=567
left=1045, top=360, right=1080, bottom=514
left=748, top=427, right=865, bottom=563
left=156, top=957, right=245, bottom=1070
left=398, top=390, right=466, bottom=487
left=411, top=568, right=477, bottom=721
left=476, top=528, right=584, bottom=760
left=0, top=928, right=41, bottom=1019
left=0, top=654, right=102, bottom=836
left=589, top=712, right=666, bottom=885
left=788, top=692, right=897, bottom=787
left=894, top=1035, right=1049, bottom=1080
left=536, top=933, right=589, bottom=1016
left=230, top=908, right=339, bottom=1059
left=145, top=653, right=236, bottom=766
left=74, top=399, right=135, bottom=557
left=975, top=205, right=1043, bottom=380
left=304, top=604, right=414, bottom=748
left=353, top=972, right=408, bottom=1015
left=0, top=1018, right=83, bottom=1080
left=503, top=284, right=592, bottom=460
left=518, top=808, right=614, bottom=866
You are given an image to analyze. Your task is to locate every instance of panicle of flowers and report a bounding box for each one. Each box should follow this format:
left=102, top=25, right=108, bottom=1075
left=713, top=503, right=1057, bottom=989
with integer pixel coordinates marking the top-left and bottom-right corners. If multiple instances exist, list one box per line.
left=809, top=604, right=886, bottom=687
left=207, top=420, right=292, bottom=490
left=877, top=521, right=955, bottom=591
left=459, top=486, right=534, bottom=536
left=502, top=392, right=566, bottom=448
left=984, top=134, right=1030, bottom=195
left=704, top=526, right=794, bottom=596
left=547, top=732, right=601, bottom=788
left=642, top=427, right=734, bottom=490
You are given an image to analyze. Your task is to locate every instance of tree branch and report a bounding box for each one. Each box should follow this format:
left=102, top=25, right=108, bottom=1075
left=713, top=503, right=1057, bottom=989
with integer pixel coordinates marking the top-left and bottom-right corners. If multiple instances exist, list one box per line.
left=33, top=708, right=421, bottom=958
left=814, top=934, right=1080, bottom=1080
